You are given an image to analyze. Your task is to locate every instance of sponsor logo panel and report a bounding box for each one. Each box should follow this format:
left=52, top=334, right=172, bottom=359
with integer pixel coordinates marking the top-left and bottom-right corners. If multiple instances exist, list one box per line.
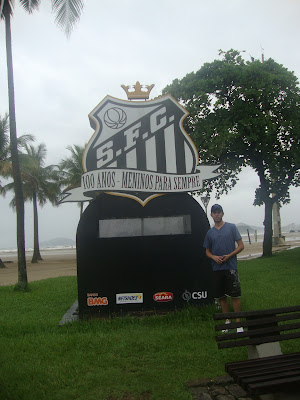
left=153, top=292, right=174, bottom=302
left=116, top=293, right=143, bottom=304
left=182, top=290, right=208, bottom=302
left=87, top=293, right=108, bottom=306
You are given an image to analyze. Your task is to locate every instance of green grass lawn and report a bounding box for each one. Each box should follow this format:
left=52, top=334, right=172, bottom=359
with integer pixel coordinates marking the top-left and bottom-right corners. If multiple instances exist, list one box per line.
left=1, top=248, right=300, bottom=400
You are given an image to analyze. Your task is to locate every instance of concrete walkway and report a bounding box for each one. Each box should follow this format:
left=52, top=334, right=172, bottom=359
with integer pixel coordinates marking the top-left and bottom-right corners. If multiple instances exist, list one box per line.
left=186, top=375, right=254, bottom=400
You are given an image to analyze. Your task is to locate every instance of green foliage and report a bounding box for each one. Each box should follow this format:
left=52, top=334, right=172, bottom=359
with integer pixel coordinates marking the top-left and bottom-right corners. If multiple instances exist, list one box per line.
left=13, top=281, right=32, bottom=292
left=59, top=144, right=86, bottom=190
left=4, top=142, right=61, bottom=210
left=0, top=113, right=34, bottom=192
left=20, top=143, right=61, bottom=206
left=0, top=114, right=9, bottom=192
left=0, top=249, right=300, bottom=399
left=4, top=141, right=62, bottom=262
left=59, top=143, right=87, bottom=214
left=163, top=49, right=300, bottom=205
left=0, top=114, right=9, bottom=160
left=163, top=49, right=300, bottom=256
left=239, top=248, right=300, bottom=310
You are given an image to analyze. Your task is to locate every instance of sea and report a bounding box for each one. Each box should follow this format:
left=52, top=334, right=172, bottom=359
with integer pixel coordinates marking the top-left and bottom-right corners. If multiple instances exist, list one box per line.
left=1, top=232, right=299, bottom=259
left=241, top=232, right=300, bottom=243
left=0, top=246, right=76, bottom=259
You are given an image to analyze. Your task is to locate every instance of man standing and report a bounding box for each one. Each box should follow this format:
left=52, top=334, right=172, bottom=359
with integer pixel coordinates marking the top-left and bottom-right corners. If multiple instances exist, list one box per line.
left=203, top=204, right=244, bottom=331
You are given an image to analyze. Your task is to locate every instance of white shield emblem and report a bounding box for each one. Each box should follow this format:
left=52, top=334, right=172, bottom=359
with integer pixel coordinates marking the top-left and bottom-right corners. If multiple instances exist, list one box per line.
left=60, top=95, right=219, bottom=205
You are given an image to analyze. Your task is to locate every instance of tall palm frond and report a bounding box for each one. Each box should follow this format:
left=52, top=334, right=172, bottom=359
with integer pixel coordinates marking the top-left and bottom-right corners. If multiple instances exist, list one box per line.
left=59, top=143, right=86, bottom=215
left=0, top=113, right=34, bottom=189
left=0, top=115, right=9, bottom=194
left=59, top=144, right=85, bottom=188
left=52, top=0, right=84, bottom=36
left=0, top=113, right=9, bottom=159
left=1, top=1, right=84, bottom=36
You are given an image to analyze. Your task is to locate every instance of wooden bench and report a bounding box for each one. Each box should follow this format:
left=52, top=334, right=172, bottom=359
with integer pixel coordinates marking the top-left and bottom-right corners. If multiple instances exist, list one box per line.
left=214, top=305, right=300, bottom=399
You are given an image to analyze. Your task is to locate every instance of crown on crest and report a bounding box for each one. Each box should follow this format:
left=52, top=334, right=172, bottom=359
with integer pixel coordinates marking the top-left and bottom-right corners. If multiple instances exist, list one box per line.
left=121, top=81, right=155, bottom=100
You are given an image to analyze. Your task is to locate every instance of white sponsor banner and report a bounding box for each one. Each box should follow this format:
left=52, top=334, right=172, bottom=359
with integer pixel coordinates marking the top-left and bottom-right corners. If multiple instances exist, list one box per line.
left=59, top=165, right=220, bottom=203
left=116, top=293, right=143, bottom=304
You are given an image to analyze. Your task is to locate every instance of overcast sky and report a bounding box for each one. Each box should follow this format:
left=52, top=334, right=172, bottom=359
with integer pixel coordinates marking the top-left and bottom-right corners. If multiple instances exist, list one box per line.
left=1, top=0, right=300, bottom=249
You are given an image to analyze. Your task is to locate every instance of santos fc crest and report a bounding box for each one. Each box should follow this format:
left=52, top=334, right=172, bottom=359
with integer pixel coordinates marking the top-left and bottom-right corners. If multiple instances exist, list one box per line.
left=60, top=95, right=219, bottom=205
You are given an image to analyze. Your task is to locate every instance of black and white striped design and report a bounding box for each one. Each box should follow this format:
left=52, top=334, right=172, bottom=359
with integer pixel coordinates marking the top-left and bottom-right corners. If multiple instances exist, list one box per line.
left=84, top=96, right=198, bottom=176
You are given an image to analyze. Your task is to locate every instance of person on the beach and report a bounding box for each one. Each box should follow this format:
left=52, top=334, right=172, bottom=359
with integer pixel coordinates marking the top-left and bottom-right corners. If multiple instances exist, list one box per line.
left=203, top=204, right=244, bottom=331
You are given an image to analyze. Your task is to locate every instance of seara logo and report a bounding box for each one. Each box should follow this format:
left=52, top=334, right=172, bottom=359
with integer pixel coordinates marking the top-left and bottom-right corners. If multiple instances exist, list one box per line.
left=87, top=296, right=108, bottom=306
left=153, top=292, right=174, bottom=302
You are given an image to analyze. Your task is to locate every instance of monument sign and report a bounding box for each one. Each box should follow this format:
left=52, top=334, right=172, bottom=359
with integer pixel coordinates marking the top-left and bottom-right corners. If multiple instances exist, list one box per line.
left=61, top=82, right=219, bottom=317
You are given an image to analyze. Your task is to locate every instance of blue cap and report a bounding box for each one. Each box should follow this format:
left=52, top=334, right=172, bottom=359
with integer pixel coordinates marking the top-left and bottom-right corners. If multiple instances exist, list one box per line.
left=211, top=204, right=223, bottom=213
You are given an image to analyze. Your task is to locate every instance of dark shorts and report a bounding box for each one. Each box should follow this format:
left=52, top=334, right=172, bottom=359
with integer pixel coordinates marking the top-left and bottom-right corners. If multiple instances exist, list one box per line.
left=214, top=270, right=241, bottom=299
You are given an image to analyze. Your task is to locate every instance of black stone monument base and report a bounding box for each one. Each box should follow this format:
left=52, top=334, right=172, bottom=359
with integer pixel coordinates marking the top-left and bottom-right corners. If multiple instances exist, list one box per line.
left=77, top=192, right=213, bottom=318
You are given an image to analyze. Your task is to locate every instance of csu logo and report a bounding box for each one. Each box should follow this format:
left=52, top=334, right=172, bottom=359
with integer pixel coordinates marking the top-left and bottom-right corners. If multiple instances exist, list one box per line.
left=182, top=290, right=208, bottom=302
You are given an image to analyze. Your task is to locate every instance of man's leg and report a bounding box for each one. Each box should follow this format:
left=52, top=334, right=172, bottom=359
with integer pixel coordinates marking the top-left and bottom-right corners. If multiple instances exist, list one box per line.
left=219, top=296, right=229, bottom=313
left=230, top=270, right=242, bottom=323
left=232, top=297, right=241, bottom=323
left=219, top=296, right=231, bottom=331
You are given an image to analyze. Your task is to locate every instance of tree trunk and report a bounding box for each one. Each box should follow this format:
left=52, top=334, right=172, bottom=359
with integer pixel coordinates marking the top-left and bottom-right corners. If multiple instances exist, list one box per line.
left=263, top=199, right=273, bottom=257
left=31, top=191, right=42, bottom=263
left=0, top=259, right=7, bottom=269
left=4, top=8, right=28, bottom=288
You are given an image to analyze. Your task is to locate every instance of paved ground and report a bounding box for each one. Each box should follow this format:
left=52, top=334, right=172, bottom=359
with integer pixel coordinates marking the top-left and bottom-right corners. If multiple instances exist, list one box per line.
left=186, top=375, right=254, bottom=399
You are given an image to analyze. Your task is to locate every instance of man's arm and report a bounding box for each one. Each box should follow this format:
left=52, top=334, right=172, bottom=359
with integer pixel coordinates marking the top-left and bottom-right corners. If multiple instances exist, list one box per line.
left=222, top=239, right=244, bottom=263
left=206, top=248, right=225, bottom=265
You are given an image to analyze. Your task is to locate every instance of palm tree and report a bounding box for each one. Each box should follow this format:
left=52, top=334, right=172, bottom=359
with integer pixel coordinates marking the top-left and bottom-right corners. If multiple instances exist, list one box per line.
left=5, top=143, right=61, bottom=263
left=0, top=113, right=34, bottom=267
left=0, top=114, right=9, bottom=194
left=0, top=113, right=34, bottom=186
left=59, top=144, right=86, bottom=216
left=0, top=114, right=9, bottom=269
left=1, top=0, right=84, bottom=288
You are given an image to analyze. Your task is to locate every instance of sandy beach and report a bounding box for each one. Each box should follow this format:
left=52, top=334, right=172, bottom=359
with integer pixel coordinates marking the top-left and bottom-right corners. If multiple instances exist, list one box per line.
left=1, top=233, right=300, bottom=287
left=0, top=248, right=77, bottom=287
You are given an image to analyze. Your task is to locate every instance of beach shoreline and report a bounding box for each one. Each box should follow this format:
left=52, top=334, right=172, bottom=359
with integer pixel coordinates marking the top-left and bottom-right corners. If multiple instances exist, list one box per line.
left=0, top=249, right=77, bottom=287
left=1, top=232, right=299, bottom=287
